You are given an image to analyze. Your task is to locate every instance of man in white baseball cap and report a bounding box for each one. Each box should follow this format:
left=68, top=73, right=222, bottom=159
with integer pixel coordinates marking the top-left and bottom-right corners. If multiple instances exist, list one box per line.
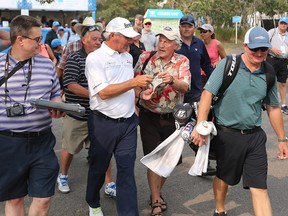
left=85, top=17, right=153, bottom=216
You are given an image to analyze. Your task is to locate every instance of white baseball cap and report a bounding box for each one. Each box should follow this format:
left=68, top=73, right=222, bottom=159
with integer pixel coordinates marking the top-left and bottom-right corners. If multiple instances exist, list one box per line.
left=106, top=17, right=139, bottom=38
left=156, top=26, right=181, bottom=44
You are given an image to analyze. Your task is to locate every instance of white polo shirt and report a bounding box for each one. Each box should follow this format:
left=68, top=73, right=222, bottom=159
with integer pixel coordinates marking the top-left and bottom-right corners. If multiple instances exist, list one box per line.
left=85, top=42, right=135, bottom=119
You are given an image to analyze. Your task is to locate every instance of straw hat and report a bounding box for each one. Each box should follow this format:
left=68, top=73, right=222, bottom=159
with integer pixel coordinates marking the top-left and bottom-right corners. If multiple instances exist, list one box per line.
left=74, top=17, right=103, bottom=36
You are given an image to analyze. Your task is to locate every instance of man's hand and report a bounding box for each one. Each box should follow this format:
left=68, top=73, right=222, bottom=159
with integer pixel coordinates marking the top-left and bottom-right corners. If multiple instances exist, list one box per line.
left=134, top=75, right=153, bottom=87
left=277, top=142, right=288, bottom=160
left=191, top=127, right=208, bottom=147
left=141, top=88, right=154, bottom=100
left=48, top=109, right=65, bottom=118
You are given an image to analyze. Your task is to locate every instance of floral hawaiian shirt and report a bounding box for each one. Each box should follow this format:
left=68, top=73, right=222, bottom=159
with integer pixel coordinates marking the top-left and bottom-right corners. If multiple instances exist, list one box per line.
left=134, top=51, right=191, bottom=113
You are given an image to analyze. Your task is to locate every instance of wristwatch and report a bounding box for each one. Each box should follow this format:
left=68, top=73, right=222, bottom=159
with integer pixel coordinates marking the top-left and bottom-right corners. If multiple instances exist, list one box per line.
left=278, top=137, right=288, bottom=142
left=168, top=75, right=175, bottom=85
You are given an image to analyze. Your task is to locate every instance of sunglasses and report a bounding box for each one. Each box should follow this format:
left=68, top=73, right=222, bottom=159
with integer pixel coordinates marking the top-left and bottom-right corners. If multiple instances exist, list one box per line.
left=144, top=23, right=151, bottom=26
left=22, top=35, right=43, bottom=43
left=81, top=26, right=99, bottom=37
left=249, top=47, right=269, bottom=52
left=200, top=30, right=208, bottom=34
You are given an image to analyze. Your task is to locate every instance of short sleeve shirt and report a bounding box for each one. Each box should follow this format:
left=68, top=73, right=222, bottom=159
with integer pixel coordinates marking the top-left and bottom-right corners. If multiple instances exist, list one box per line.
left=204, top=57, right=279, bottom=129
left=134, top=51, right=191, bottom=113
left=85, top=42, right=135, bottom=119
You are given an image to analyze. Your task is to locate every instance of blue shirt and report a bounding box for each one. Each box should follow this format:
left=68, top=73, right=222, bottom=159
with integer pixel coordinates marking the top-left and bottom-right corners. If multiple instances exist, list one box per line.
left=177, top=36, right=213, bottom=102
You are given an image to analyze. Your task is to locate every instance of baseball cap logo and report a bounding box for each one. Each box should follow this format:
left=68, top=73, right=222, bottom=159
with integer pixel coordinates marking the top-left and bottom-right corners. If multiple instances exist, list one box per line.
left=255, top=36, right=266, bottom=40
left=124, top=23, right=132, bottom=28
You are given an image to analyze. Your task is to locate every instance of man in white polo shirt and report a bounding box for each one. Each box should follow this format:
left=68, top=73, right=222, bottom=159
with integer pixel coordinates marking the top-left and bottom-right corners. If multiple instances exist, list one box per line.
left=85, top=17, right=153, bottom=216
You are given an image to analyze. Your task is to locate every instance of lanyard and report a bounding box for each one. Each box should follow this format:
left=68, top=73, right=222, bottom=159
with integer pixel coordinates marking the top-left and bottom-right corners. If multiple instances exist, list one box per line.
left=4, top=54, right=32, bottom=104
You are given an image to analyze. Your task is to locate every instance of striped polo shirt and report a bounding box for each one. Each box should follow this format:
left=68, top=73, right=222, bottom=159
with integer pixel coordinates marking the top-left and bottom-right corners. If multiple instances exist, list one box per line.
left=63, top=47, right=89, bottom=121
left=0, top=53, right=61, bottom=132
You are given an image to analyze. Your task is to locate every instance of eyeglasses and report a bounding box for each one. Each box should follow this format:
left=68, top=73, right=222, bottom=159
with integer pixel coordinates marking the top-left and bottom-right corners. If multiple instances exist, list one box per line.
left=81, top=26, right=99, bottom=37
left=144, top=23, right=151, bottom=26
left=249, top=47, right=269, bottom=52
left=200, top=30, right=208, bottom=34
left=22, top=35, right=43, bottom=43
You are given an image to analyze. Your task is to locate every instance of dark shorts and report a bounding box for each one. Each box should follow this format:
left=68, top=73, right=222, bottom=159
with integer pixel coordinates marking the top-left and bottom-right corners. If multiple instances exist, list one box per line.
left=0, top=131, right=59, bottom=202
left=212, top=127, right=268, bottom=189
left=139, top=108, right=175, bottom=155
left=266, top=55, right=288, bottom=83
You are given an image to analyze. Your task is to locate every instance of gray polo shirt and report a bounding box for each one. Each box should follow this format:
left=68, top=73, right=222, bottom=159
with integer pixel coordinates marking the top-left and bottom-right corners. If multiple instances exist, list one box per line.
left=204, top=58, right=279, bottom=129
left=268, top=27, right=288, bottom=58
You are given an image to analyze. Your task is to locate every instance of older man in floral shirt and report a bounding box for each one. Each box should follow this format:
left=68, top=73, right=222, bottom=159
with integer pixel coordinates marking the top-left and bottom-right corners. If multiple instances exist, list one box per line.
left=134, top=26, right=191, bottom=216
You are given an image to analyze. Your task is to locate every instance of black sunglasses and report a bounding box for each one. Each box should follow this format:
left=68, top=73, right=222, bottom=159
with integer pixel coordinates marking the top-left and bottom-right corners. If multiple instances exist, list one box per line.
left=81, top=26, right=99, bottom=37
left=200, top=30, right=208, bottom=34
left=144, top=23, right=151, bottom=26
left=249, top=47, right=269, bottom=52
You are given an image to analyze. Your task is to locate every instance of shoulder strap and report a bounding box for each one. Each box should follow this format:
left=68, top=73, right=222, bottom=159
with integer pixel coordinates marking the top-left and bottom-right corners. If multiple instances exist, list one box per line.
left=269, top=28, right=277, bottom=43
left=263, top=61, right=276, bottom=94
left=213, top=54, right=241, bottom=104
left=0, top=59, right=29, bottom=87
left=141, top=51, right=156, bottom=74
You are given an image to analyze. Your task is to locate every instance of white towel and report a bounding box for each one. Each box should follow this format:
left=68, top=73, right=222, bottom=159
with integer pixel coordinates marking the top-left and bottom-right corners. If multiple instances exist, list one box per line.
left=188, top=121, right=217, bottom=176
left=140, top=129, right=184, bottom=178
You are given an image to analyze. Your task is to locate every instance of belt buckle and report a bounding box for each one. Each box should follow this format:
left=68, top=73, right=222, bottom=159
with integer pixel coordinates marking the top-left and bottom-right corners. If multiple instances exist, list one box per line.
left=240, top=129, right=246, bottom=135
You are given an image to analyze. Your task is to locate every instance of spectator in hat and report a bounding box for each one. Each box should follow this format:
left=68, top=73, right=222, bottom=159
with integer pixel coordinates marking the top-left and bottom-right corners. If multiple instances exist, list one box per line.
left=57, top=26, right=68, bottom=47
left=51, top=38, right=63, bottom=63
left=140, top=18, right=157, bottom=51
left=134, top=26, right=191, bottom=216
left=45, top=20, right=60, bottom=48
left=198, top=23, right=226, bottom=85
left=177, top=15, right=213, bottom=103
left=67, top=19, right=80, bottom=44
left=56, top=17, right=102, bottom=80
left=57, top=23, right=104, bottom=196
left=191, top=26, right=288, bottom=216
left=177, top=15, right=215, bottom=176
left=267, top=16, right=288, bottom=115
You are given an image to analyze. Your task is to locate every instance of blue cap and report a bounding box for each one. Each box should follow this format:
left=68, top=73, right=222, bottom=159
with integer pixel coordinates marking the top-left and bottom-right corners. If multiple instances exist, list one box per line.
left=279, top=17, right=288, bottom=24
left=58, top=26, right=64, bottom=31
left=244, top=26, right=271, bottom=49
left=179, top=15, right=195, bottom=25
left=52, top=21, right=60, bottom=26
left=51, top=38, right=61, bottom=48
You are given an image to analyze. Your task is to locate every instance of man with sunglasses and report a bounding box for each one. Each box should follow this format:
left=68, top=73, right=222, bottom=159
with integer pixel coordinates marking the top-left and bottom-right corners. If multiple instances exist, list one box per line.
left=56, top=24, right=104, bottom=195
left=267, top=17, right=288, bottom=115
left=191, top=26, right=288, bottom=216
left=0, top=15, right=65, bottom=216
left=140, top=18, right=157, bottom=51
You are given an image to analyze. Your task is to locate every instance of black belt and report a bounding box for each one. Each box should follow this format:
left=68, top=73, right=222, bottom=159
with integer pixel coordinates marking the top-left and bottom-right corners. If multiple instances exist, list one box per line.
left=268, top=55, right=288, bottom=61
left=216, top=125, right=261, bottom=135
left=140, top=107, right=173, bottom=120
left=92, top=110, right=129, bottom=122
left=0, top=128, right=51, bottom=138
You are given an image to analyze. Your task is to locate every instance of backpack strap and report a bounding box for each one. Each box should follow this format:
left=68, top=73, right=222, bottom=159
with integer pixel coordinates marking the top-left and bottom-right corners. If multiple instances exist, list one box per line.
left=140, top=51, right=156, bottom=75
left=261, top=61, right=276, bottom=110
left=263, top=61, right=276, bottom=94
left=212, top=54, right=241, bottom=104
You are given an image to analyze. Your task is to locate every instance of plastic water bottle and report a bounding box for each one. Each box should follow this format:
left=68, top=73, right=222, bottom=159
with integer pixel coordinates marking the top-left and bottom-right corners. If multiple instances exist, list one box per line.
left=181, top=119, right=196, bottom=142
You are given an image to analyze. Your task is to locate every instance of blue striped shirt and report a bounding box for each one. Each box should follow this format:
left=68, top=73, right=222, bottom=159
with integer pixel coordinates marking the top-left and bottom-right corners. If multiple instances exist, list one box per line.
left=0, top=53, right=61, bottom=132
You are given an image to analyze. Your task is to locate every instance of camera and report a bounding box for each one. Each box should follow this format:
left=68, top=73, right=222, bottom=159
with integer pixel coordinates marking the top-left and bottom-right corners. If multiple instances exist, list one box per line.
left=6, top=103, right=25, bottom=117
